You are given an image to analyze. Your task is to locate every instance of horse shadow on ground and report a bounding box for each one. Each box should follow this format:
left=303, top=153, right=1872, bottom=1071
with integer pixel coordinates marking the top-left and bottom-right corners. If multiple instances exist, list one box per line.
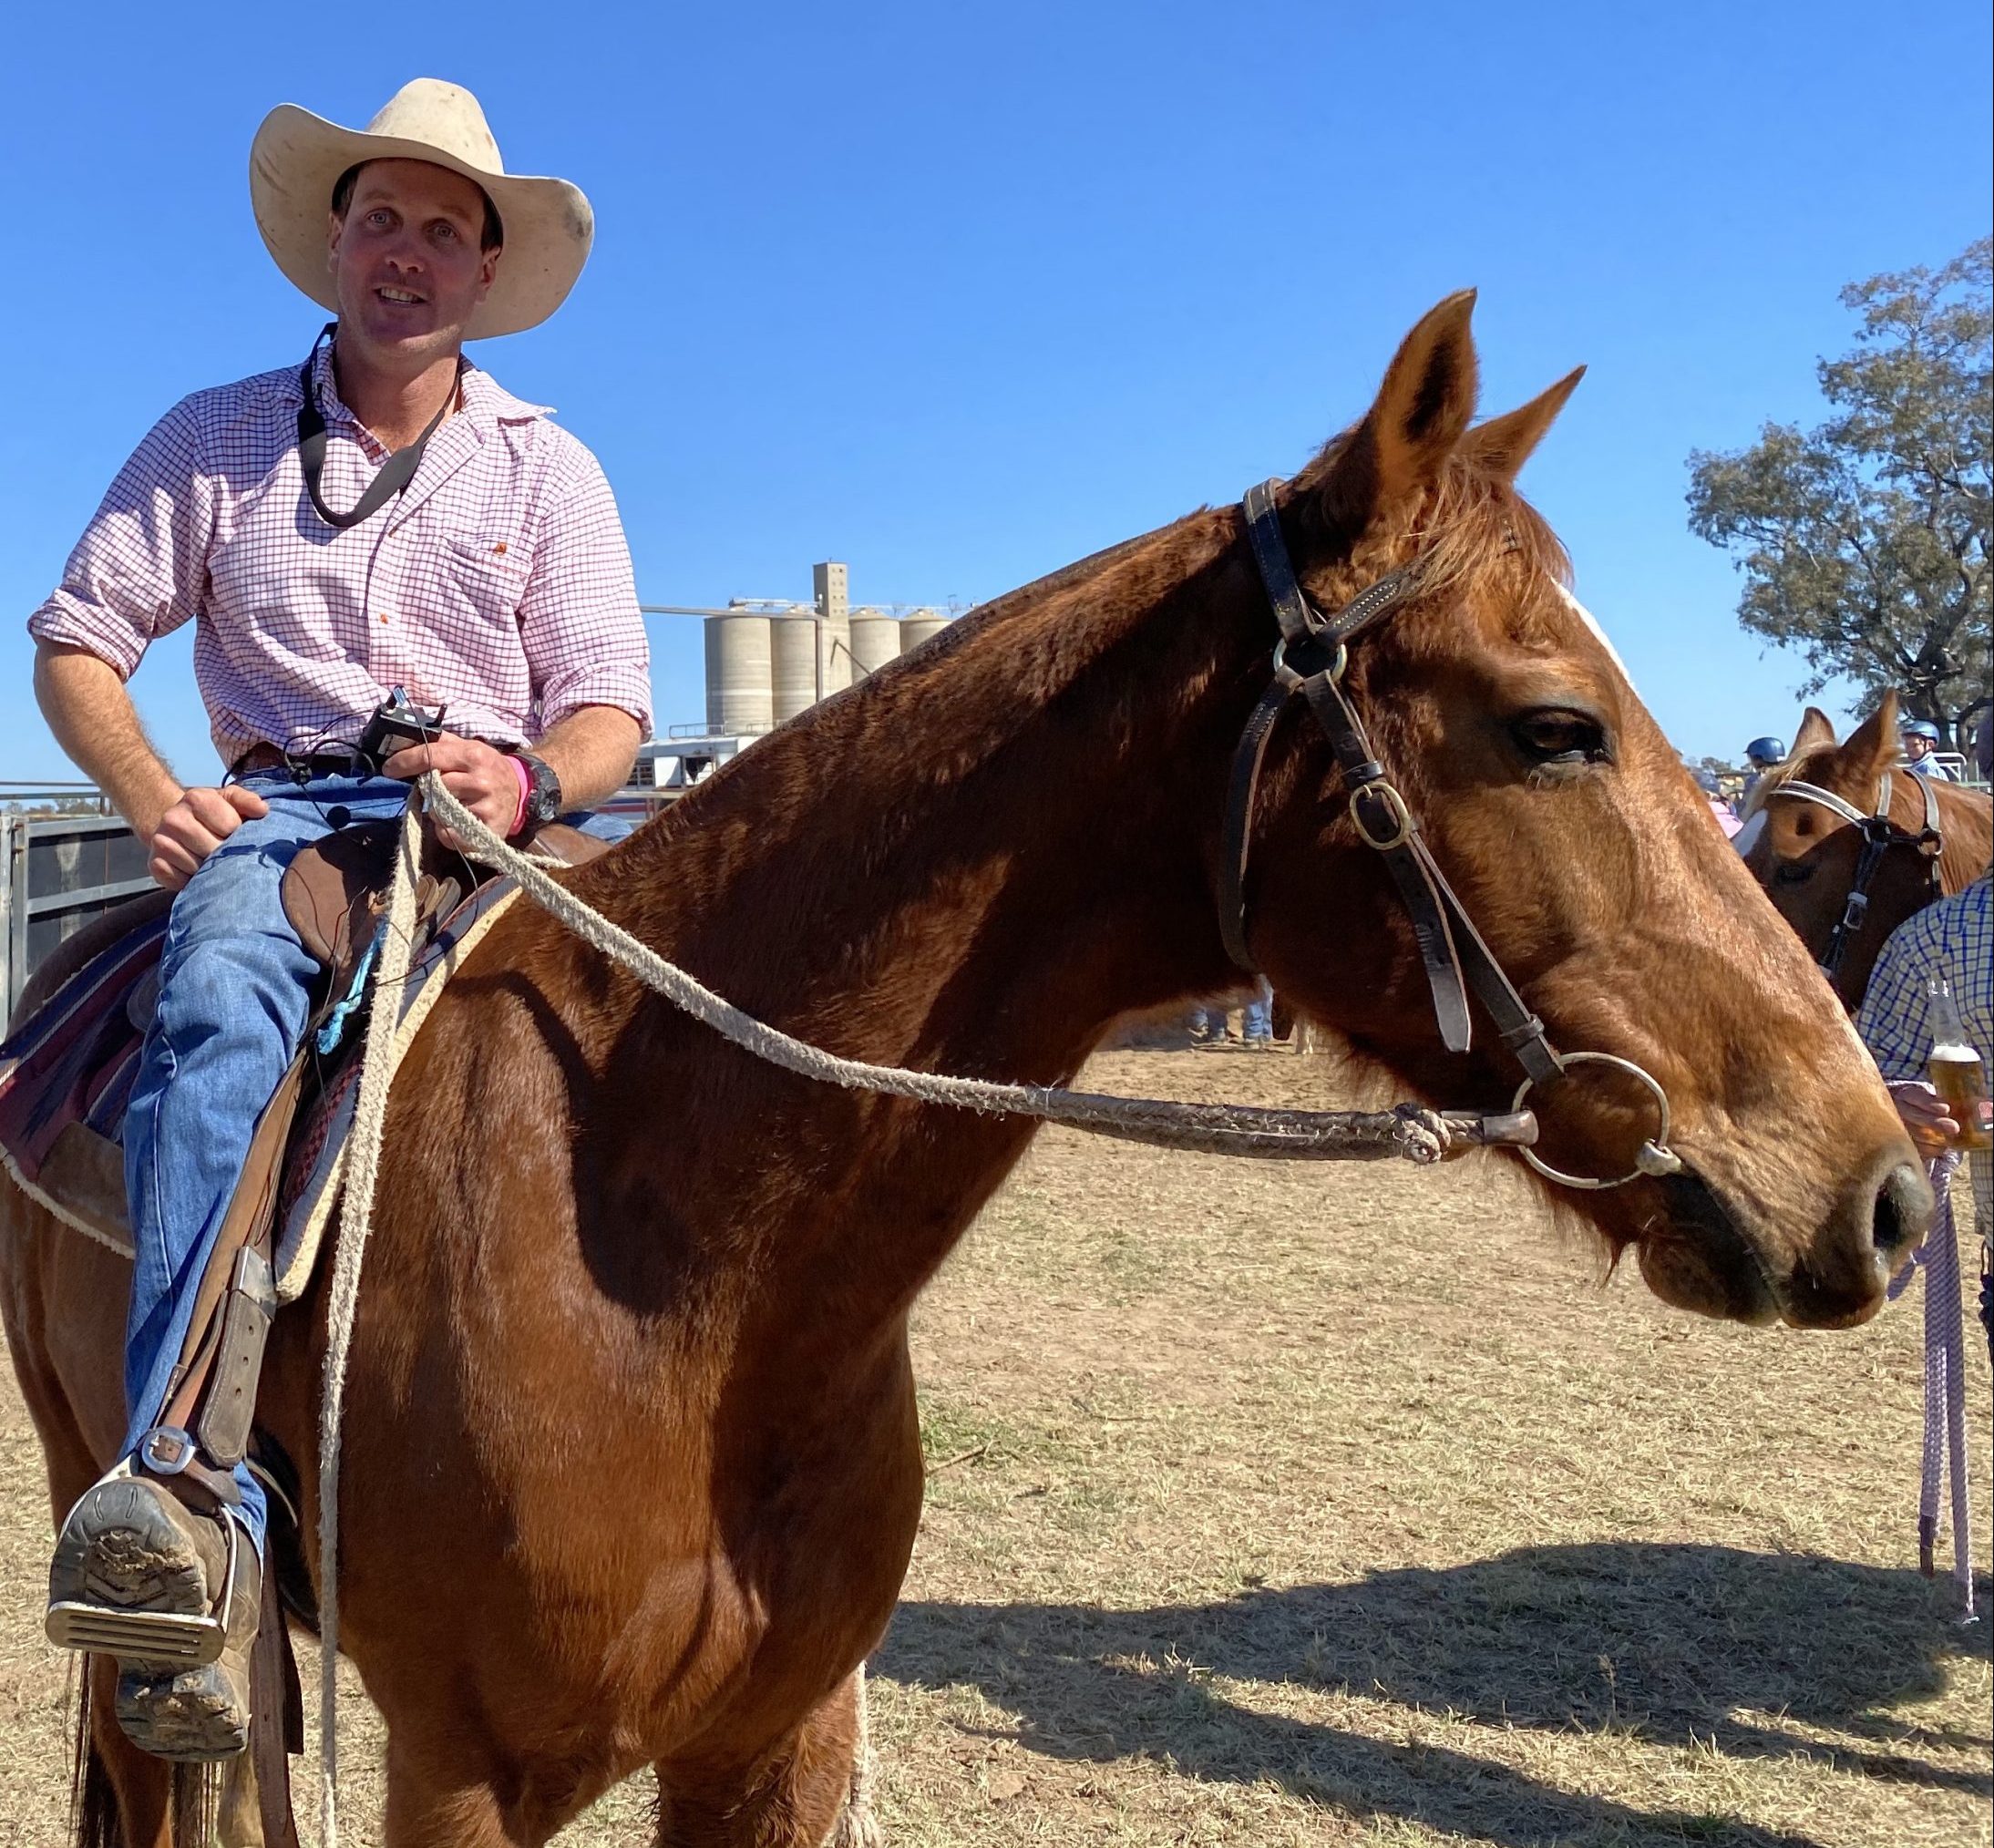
left=877, top=1541, right=1991, bottom=1848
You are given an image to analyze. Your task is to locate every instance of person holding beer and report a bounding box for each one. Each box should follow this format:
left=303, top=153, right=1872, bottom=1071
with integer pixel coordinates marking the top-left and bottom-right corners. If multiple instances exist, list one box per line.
left=1855, top=872, right=1992, bottom=1237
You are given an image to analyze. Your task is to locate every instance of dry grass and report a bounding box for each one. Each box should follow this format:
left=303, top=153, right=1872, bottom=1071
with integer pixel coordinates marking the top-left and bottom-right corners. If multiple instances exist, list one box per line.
left=1, top=1049, right=1988, bottom=1845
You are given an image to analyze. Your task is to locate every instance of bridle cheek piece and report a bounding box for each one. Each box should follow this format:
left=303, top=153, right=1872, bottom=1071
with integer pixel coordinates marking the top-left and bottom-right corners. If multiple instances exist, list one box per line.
left=1219, top=479, right=1683, bottom=1193
left=1762, top=771, right=1944, bottom=980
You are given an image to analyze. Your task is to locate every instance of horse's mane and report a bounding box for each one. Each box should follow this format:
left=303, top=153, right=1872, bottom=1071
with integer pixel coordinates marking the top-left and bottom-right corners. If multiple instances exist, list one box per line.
left=913, top=437, right=1575, bottom=680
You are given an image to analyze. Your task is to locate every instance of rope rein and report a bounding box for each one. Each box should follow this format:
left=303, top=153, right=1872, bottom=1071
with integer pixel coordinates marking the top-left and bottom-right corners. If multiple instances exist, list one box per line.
left=411, top=774, right=1525, bottom=1165
left=1892, top=1150, right=1975, bottom=1617
left=315, top=801, right=422, bottom=1848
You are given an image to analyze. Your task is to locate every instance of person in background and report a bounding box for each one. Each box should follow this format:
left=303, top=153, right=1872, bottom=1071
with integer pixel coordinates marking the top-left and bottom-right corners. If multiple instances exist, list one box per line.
left=1241, top=975, right=1276, bottom=1048
left=1192, top=978, right=1277, bottom=1049
left=1693, top=766, right=1741, bottom=838
left=1741, top=735, right=1786, bottom=804
left=1900, top=720, right=1958, bottom=781
left=1855, top=873, right=1990, bottom=1271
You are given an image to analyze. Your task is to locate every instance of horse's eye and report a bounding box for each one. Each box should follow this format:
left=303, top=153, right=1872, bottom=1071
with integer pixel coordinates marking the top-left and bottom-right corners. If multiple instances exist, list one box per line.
left=1773, top=860, right=1814, bottom=887
left=1511, top=709, right=1608, bottom=765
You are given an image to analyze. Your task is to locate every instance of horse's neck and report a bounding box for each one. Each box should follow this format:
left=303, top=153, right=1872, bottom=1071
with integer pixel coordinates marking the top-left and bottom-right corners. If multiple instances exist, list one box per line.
left=1931, top=782, right=1994, bottom=890
left=605, top=518, right=1250, bottom=1076
left=565, top=513, right=1269, bottom=1318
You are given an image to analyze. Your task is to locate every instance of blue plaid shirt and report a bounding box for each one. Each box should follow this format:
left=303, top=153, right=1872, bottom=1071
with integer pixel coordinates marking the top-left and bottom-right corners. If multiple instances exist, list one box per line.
left=1855, top=873, right=1991, bottom=1227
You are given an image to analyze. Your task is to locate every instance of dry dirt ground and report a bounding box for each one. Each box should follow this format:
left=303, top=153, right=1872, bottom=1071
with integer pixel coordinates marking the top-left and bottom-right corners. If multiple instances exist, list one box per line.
left=1, top=1049, right=1988, bottom=1845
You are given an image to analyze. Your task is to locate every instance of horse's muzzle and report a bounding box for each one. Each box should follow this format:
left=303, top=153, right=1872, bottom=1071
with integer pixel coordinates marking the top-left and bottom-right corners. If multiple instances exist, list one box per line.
left=1778, top=1155, right=1932, bottom=1330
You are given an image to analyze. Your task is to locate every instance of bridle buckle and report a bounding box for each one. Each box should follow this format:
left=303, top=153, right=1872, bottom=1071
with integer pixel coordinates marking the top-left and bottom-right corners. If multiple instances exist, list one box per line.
left=1350, top=779, right=1414, bottom=851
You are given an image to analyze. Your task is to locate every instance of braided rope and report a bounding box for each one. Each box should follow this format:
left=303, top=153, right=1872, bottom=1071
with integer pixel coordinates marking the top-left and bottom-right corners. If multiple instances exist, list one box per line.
left=315, top=799, right=422, bottom=1848
left=828, top=1660, right=885, bottom=1848
left=1917, top=1154, right=1973, bottom=1615
left=415, top=775, right=1465, bottom=1166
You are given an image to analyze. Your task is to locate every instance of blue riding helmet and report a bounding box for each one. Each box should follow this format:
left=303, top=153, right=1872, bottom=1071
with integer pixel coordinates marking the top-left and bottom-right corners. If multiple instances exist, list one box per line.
left=1743, top=736, right=1786, bottom=766
left=1901, top=720, right=1942, bottom=742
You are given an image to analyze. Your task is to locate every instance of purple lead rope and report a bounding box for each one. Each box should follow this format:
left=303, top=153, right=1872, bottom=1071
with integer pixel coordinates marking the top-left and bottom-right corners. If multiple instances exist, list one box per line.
left=1890, top=1152, right=1974, bottom=1617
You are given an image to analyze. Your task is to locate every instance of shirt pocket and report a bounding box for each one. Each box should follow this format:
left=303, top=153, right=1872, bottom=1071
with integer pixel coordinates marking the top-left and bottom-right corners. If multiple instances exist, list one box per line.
left=435, top=531, right=531, bottom=628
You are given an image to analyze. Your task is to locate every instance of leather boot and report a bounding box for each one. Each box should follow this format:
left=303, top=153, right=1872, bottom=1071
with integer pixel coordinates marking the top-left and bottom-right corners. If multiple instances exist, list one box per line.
left=47, top=1470, right=261, bottom=1761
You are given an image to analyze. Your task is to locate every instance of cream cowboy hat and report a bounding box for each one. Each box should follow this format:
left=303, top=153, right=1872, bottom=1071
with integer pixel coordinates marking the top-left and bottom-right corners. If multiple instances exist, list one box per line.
left=250, top=78, right=593, bottom=340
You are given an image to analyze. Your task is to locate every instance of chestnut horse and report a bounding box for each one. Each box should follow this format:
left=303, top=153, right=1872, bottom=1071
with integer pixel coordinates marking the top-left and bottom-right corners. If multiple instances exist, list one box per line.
left=2, top=294, right=1929, bottom=1848
left=1741, top=693, right=1993, bottom=1007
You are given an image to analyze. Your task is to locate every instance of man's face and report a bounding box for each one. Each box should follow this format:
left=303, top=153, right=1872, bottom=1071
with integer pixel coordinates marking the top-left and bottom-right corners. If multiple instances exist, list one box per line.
left=1905, top=733, right=1934, bottom=759
left=327, top=159, right=500, bottom=365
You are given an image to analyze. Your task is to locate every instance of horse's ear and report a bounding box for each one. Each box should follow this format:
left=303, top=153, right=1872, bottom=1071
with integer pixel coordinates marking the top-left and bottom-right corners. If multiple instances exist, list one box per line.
left=1792, top=707, right=1837, bottom=755
left=1458, top=367, right=1585, bottom=482
left=1319, top=291, right=1480, bottom=535
left=1844, top=692, right=1900, bottom=781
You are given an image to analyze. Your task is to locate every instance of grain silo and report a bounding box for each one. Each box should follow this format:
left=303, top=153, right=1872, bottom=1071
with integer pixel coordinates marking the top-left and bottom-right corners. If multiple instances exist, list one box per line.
left=848, top=608, right=902, bottom=678
left=900, top=608, right=951, bottom=651
left=704, top=612, right=774, bottom=734
left=814, top=561, right=853, bottom=696
left=770, top=616, right=819, bottom=724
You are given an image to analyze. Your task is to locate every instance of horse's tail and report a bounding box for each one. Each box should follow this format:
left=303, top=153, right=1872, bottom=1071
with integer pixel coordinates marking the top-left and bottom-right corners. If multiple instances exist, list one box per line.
left=171, top=1763, right=227, bottom=1847
left=67, top=1662, right=120, bottom=1848
left=69, top=1659, right=266, bottom=1848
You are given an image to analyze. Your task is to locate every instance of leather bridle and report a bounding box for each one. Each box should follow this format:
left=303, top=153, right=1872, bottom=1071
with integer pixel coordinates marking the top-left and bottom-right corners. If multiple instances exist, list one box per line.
left=1218, top=480, right=1683, bottom=1192
left=1761, top=768, right=1944, bottom=980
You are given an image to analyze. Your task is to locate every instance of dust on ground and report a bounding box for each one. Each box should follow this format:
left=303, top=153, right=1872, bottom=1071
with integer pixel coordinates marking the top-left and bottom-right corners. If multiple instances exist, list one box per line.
left=2, top=1049, right=1987, bottom=1844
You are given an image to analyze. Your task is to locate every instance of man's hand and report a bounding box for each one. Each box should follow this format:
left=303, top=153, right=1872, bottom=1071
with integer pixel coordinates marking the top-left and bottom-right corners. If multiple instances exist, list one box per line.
left=382, top=733, right=519, bottom=849
left=149, top=785, right=270, bottom=892
left=1887, top=1080, right=1959, bottom=1157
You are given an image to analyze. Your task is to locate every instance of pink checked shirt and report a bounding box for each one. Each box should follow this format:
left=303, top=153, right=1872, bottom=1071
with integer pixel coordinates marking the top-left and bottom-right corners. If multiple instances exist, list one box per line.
left=31, top=342, right=652, bottom=768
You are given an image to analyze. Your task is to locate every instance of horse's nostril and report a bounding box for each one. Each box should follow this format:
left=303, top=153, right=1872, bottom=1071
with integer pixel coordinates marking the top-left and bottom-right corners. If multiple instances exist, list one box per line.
left=1872, top=1161, right=1933, bottom=1259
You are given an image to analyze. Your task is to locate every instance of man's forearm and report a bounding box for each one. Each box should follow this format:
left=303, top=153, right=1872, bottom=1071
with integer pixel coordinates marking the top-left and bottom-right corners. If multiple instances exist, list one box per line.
left=33, top=642, right=183, bottom=839
left=533, top=705, right=643, bottom=811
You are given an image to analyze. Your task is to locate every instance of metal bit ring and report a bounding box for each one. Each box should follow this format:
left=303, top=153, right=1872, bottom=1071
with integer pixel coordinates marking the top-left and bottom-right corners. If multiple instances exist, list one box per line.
left=1509, top=1050, right=1683, bottom=1191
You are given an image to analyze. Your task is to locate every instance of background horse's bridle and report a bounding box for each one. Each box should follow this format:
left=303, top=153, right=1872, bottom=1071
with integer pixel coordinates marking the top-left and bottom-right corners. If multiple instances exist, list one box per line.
left=1218, top=480, right=1682, bottom=1191
left=1760, top=769, right=1944, bottom=979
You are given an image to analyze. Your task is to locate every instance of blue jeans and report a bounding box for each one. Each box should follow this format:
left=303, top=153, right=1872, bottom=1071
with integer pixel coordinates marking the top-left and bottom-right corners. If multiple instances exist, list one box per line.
left=1242, top=978, right=1273, bottom=1042
left=120, top=774, right=632, bottom=1554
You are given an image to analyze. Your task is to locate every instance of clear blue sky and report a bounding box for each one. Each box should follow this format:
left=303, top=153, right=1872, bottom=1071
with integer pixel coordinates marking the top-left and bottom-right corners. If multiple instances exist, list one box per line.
left=3, top=2, right=1988, bottom=779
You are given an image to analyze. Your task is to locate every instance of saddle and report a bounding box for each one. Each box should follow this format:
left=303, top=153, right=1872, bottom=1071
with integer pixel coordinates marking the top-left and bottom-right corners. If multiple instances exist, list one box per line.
left=0, top=812, right=608, bottom=1315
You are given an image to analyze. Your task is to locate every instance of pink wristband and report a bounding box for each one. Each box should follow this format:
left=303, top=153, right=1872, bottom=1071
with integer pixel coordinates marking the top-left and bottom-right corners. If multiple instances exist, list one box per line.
left=505, top=755, right=532, bottom=837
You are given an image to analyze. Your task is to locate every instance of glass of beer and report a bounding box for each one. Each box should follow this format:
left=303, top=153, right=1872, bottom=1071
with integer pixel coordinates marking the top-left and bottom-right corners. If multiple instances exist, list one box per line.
left=1927, top=979, right=1991, bottom=1152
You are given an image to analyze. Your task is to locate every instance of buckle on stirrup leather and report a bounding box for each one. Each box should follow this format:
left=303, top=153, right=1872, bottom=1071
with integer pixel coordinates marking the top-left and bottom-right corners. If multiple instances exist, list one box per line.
left=138, top=1425, right=199, bottom=1475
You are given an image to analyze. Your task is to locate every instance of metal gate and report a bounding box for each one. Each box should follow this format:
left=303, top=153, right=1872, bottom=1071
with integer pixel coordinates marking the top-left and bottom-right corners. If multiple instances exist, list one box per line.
left=0, top=800, right=153, bottom=1037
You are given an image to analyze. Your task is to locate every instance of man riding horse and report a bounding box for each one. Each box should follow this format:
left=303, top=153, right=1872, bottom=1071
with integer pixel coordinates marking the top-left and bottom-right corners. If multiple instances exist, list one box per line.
left=27, top=79, right=650, bottom=1759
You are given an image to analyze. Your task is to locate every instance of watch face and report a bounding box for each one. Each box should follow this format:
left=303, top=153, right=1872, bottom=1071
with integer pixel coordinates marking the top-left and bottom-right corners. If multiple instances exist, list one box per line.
left=524, top=755, right=561, bottom=823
